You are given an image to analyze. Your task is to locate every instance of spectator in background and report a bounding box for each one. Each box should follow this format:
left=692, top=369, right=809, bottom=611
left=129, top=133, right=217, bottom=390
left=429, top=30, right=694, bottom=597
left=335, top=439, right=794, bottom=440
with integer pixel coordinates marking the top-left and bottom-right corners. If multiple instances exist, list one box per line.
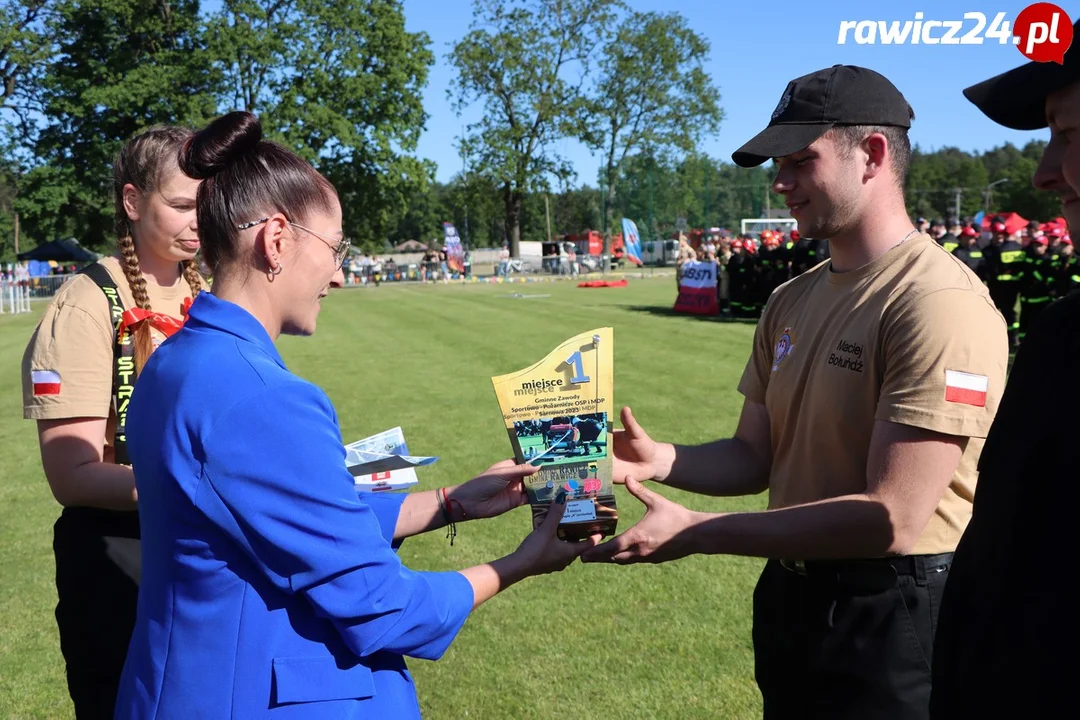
left=370, top=256, right=382, bottom=286
left=717, top=237, right=733, bottom=315
left=675, top=233, right=695, bottom=287
left=983, top=216, right=1025, bottom=348
left=1057, top=236, right=1078, bottom=295
left=952, top=226, right=988, bottom=281
left=498, top=242, right=510, bottom=277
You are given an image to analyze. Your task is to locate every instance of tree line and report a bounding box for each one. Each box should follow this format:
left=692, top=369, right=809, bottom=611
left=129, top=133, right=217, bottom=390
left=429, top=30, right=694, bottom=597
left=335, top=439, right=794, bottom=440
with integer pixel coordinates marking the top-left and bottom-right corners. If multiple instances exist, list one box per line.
left=0, top=0, right=1061, bottom=263
left=393, top=139, right=1058, bottom=250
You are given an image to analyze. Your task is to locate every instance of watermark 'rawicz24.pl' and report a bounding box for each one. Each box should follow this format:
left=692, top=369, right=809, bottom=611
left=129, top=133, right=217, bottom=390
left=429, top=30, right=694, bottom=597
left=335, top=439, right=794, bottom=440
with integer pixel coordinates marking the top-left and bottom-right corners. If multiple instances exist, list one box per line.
left=837, top=5, right=1073, bottom=64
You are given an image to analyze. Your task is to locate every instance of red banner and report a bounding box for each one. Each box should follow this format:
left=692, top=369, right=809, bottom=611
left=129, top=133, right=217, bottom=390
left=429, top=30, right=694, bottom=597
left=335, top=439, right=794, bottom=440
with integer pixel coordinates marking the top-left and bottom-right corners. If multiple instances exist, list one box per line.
left=674, top=261, right=718, bottom=315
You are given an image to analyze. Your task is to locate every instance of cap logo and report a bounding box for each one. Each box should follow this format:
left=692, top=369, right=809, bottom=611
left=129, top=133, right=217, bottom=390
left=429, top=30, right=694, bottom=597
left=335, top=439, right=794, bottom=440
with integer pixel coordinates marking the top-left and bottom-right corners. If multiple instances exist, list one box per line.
left=772, top=82, right=794, bottom=122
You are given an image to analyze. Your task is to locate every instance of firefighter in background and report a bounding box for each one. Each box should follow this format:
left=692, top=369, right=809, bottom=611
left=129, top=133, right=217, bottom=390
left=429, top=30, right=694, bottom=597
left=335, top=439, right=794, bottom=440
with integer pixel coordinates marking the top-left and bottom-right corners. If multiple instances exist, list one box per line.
left=783, top=229, right=797, bottom=254
left=1057, top=236, right=1079, bottom=296
left=1018, top=234, right=1056, bottom=343
left=790, top=232, right=829, bottom=278
left=1024, top=220, right=1042, bottom=248
left=727, top=238, right=754, bottom=318
left=983, top=216, right=1024, bottom=348
left=1045, top=226, right=1065, bottom=281
left=938, top=222, right=961, bottom=254
left=948, top=218, right=965, bottom=243
left=756, top=230, right=790, bottom=304
left=927, top=218, right=945, bottom=241
left=952, top=226, right=988, bottom=281
left=717, top=237, right=732, bottom=314
left=743, top=236, right=766, bottom=317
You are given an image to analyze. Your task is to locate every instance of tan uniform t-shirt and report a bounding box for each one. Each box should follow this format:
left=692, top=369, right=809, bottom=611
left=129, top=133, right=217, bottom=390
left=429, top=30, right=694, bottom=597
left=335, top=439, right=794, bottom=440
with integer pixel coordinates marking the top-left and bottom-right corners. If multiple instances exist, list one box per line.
left=22, top=256, right=201, bottom=463
left=738, top=233, right=1008, bottom=555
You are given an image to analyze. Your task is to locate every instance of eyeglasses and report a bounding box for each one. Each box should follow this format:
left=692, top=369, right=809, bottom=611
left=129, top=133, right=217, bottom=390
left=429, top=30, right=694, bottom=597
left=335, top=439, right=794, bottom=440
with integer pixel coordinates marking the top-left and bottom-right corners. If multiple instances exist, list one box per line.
left=237, top=217, right=351, bottom=268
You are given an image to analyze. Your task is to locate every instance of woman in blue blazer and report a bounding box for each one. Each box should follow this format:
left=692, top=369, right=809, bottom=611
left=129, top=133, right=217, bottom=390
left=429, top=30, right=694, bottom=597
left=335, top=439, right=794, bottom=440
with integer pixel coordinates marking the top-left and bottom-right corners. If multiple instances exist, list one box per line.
left=114, top=111, right=599, bottom=719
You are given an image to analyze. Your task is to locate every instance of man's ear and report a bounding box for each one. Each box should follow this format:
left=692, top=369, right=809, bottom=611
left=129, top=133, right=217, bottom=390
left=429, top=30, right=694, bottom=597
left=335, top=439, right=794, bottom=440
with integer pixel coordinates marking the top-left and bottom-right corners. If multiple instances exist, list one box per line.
left=863, top=133, right=889, bottom=180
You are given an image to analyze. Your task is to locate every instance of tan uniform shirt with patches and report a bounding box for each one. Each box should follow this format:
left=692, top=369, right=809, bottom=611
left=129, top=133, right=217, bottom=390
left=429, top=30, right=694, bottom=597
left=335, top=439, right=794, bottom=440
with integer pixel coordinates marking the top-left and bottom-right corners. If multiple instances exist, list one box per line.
left=737, top=233, right=1008, bottom=556
left=22, top=256, right=201, bottom=464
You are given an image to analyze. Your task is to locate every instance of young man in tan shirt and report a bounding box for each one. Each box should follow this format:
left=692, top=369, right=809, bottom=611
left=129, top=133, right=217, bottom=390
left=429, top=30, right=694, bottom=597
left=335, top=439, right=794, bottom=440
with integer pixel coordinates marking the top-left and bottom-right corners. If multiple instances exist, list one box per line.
left=583, top=65, right=1008, bottom=718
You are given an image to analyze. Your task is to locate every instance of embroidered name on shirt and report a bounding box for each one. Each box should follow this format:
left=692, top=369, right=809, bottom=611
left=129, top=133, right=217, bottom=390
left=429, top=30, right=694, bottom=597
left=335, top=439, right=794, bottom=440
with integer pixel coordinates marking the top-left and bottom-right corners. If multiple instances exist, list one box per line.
left=827, top=338, right=864, bottom=373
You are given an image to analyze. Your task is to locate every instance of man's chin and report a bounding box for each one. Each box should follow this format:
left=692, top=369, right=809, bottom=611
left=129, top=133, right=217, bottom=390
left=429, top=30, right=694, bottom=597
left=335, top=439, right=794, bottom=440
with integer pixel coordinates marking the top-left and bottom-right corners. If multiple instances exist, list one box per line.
left=1063, top=206, right=1080, bottom=235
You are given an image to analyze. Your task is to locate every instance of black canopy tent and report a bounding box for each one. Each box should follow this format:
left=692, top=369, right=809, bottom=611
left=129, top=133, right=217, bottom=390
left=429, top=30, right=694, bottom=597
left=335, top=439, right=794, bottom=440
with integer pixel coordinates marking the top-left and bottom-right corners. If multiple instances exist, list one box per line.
left=17, top=238, right=100, bottom=263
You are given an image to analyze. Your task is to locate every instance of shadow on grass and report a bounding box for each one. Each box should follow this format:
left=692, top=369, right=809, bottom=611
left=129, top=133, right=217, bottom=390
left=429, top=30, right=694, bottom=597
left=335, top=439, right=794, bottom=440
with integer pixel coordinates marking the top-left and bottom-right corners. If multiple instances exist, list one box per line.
left=624, top=305, right=762, bottom=324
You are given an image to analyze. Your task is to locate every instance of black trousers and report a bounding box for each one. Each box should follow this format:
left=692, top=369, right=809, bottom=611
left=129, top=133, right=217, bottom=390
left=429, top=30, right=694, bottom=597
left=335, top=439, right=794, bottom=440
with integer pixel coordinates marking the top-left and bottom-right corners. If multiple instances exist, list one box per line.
left=53, top=509, right=140, bottom=720
left=1018, top=298, right=1051, bottom=341
left=753, top=554, right=952, bottom=720
left=989, top=284, right=1019, bottom=344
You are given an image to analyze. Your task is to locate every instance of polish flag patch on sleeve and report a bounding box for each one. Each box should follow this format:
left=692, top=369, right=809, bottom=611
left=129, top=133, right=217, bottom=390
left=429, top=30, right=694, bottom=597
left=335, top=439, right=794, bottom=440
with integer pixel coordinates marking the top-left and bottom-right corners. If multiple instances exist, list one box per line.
left=944, top=369, right=988, bottom=407
left=31, top=370, right=62, bottom=396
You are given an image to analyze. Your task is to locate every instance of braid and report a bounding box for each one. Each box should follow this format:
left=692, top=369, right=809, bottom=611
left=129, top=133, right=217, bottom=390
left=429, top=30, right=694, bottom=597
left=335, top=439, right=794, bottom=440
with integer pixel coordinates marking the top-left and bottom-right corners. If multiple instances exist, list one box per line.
left=181, top=258, right=204, bottom=300
left=117, top=233, right=155, bottom=374
left=118, top=234, right=152, bottom=311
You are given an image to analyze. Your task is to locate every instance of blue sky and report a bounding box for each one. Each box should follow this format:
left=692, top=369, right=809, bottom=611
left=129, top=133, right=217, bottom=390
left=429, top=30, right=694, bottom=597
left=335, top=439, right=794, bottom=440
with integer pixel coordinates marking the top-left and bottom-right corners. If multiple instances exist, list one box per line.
left=403, top=0, right=1069, bottom=183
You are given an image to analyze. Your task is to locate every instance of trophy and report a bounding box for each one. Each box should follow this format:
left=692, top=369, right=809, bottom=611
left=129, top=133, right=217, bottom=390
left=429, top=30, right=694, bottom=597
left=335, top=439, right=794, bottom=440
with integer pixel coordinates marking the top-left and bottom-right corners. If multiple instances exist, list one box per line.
left=491, top=328, right=618, bottom=541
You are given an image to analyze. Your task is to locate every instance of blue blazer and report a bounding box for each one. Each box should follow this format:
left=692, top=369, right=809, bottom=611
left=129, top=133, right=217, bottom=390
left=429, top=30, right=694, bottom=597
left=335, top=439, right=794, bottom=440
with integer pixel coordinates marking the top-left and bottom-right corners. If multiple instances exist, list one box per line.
left=116, top=293, right=474, bottom=718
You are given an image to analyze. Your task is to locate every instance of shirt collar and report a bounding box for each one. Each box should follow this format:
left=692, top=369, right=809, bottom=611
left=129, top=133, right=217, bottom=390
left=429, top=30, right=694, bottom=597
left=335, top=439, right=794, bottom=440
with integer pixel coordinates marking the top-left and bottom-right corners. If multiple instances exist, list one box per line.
left=185, top=292, right=286, bottom=370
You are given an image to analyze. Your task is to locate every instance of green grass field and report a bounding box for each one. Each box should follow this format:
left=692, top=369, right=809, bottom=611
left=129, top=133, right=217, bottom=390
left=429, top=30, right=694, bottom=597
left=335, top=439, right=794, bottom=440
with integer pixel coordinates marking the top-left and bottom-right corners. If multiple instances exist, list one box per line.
left=0, top=275, right=769, bottom=719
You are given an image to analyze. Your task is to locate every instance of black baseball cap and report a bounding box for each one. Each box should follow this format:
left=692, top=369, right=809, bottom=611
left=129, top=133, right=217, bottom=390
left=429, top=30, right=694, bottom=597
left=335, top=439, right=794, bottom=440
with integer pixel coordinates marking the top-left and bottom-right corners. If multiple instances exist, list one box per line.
left=963, top=19, right=1080, bottom=130
left=732, top=65, right=914, bottom=168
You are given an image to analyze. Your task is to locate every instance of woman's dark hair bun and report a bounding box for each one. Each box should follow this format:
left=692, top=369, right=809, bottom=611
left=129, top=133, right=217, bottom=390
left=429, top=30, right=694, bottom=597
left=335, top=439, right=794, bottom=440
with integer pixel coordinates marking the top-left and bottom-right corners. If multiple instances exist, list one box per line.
left=179, top=111, right=262, bottom=180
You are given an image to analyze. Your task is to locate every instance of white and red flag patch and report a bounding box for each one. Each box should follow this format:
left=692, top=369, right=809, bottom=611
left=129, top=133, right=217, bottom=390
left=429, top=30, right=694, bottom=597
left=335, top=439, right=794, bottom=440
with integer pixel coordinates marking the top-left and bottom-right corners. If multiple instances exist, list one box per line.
left=944, top=370, right=988, bottom=407
left=31, top=370, right=61, bottom=396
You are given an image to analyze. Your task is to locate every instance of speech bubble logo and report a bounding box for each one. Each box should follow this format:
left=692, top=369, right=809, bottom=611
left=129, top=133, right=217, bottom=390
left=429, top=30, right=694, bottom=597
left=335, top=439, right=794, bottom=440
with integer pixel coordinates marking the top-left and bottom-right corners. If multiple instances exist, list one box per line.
left=1014, top=3, right=1073, bottom=64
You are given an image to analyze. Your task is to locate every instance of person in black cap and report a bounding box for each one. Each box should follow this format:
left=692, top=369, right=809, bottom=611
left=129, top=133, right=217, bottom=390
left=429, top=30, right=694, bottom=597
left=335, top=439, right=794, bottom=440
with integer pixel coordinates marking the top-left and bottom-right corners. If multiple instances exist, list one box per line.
left=952, top=225, right=988, bottom=281
left=930, top=18, right=1080, bottom=720
left=581, top=65, right=1007, bottom=720
left=929, top=218, right=947, bottom=242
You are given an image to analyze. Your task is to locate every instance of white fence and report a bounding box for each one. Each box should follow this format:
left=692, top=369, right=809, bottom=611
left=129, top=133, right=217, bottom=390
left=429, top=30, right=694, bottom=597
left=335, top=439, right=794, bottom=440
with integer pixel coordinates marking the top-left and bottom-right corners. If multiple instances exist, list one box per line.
left=0, top=279, right=32, bottom=314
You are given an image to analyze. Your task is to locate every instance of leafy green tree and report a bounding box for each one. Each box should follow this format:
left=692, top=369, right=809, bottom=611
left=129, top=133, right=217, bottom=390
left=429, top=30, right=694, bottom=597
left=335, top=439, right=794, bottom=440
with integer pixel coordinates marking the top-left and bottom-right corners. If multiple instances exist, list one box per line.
left=207, top=0, right=436, bottom=247
left=583, top=10, right=721, bottom=254
left=448, top=0, right=618, bottom=258
left=906, top=146, right=989, bottom=221
left=1, top=0, right=53, bottom=147
left=552, top=183, right=602, bottom=236
left=26, top=0, right=218, bottom=250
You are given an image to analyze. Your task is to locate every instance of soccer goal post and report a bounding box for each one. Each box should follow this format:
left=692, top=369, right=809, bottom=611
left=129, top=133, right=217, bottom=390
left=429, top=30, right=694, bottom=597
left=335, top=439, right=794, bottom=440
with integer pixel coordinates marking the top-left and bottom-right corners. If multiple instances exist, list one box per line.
left=740, top=218, right=798, bottom=236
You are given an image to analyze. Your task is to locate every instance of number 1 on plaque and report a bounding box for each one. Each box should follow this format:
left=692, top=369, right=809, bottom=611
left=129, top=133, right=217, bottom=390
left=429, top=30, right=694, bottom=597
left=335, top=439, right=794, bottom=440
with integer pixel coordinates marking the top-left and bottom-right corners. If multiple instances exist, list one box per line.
left=566, top=351, right=590, bottom=384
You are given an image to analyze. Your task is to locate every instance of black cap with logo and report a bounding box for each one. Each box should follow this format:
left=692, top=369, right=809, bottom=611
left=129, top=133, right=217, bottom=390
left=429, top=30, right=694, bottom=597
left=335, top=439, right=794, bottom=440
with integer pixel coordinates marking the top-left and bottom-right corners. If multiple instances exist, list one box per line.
left=732, top=65, right=915, bottom=168
left=963, top=19, right=1080, bottom=130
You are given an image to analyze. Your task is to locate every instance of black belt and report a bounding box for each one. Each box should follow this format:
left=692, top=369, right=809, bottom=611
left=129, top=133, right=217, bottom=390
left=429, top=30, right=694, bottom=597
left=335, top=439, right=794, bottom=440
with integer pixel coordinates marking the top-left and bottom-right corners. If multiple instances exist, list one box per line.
left=779, top=553, right=953, bottom=581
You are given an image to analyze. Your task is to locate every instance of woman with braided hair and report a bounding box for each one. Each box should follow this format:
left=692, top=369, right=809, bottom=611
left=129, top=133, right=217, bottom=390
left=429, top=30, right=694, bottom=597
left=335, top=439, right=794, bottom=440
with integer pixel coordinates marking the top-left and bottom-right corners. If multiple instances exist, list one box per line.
left=21, top=125, right=207, bottom=718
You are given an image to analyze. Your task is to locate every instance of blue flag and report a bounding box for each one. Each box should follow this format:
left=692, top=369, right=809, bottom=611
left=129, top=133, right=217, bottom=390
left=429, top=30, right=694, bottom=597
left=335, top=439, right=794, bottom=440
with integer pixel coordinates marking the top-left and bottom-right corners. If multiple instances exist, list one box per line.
left=621, top=218, right=643, bottom=266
